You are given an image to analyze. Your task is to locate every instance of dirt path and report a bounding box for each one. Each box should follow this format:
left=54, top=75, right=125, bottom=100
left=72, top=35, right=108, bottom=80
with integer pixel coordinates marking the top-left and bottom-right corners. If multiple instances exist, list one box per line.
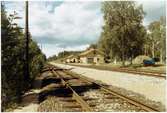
left=11, top=89, right=41, bottom=112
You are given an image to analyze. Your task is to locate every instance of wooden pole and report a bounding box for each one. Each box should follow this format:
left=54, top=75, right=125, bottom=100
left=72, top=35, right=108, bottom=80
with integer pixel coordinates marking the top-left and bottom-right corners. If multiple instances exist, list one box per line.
left=25, top=1, right=29, bottom=81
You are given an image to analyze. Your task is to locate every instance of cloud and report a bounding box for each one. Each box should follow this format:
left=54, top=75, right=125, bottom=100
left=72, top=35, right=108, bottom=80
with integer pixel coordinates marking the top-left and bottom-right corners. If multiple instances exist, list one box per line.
left=4, top=1, right=103, bottom=57
left=29, top=1, right=103, bottom=47
left=136, top=0, right=166, bottom=26
left=4, top=1, right=165, bottom=57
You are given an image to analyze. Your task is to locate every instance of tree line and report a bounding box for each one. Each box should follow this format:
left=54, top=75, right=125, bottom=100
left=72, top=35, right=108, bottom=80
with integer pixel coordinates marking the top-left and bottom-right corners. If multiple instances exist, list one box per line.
left=47, top=44, right=98, bottom=62
left=1, top=3, right=46, bottom=111
left=97, top=1, right=166, bottom=65
left=47, top=50, right=82, bottom=61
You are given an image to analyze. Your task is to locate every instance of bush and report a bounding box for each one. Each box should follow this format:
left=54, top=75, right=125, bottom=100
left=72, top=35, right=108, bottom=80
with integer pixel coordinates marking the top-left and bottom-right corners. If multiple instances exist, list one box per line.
left=1, top=3, right=46, bottom=111
left=132, top=55, right=151, bottom=64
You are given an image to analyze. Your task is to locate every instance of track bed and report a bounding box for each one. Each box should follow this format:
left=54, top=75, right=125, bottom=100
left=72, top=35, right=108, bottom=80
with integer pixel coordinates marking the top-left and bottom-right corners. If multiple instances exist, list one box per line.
left=32, top=64, right=165, bottom=112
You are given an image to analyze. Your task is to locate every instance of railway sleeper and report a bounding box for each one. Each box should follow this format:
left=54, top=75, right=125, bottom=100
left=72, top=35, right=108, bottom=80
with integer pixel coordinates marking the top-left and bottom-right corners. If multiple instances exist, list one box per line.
left=62, top=103, right=81, bottom=108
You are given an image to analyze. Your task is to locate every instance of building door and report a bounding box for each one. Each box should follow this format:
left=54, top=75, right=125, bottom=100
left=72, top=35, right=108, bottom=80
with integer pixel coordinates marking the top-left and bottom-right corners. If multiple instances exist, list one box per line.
left=97, top=58, right=99, bottom=63
left=87, top=57, right=94, bottom=63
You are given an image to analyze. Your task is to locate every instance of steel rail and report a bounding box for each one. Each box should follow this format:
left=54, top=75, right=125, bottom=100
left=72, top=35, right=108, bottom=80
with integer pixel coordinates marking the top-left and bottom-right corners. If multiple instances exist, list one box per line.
left=64, top=70, right=160, bottom=112
left=51, top=70, right=92, bottom=112
left=120, top=68, right=166, bottom=74
left=41, top=67, right=73, bottom=73
left=113, top=69, right=166, bottom=79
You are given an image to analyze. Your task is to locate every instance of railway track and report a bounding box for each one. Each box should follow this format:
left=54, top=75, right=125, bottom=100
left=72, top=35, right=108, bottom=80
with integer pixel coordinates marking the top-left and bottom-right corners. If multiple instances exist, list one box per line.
left=67, top=64, right=166, bottom=79
left=111, top=68, right=166, bottom=79
left=37, top=64, right=161, bottom=112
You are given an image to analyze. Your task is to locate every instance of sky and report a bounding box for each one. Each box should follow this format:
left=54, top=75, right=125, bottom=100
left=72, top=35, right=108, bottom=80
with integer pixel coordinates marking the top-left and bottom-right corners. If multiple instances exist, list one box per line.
left=4, top=0, right=166, bottom=58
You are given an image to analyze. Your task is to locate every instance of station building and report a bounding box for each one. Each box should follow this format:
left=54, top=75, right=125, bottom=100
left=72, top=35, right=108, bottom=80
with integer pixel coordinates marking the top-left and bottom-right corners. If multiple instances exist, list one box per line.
left=79, top=48, right=104, bottom=64
left=65, top=55, right=80, bottom=63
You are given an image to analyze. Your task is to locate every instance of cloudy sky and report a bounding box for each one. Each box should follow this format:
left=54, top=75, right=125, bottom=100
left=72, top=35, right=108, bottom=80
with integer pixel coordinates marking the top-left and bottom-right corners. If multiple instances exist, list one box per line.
left=4, top=0, right=166, bottom=58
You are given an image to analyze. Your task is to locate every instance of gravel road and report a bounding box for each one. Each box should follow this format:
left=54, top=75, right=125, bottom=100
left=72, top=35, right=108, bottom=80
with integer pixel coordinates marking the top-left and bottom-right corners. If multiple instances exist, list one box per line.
left=50, top=62, right=166, bottom=106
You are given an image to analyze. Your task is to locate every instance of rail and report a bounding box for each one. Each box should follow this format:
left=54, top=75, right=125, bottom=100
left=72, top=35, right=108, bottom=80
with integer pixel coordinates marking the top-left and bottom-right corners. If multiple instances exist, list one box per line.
left=63, top=70, right=160, bottom=112
left=51, top=70, right=92, bottom=112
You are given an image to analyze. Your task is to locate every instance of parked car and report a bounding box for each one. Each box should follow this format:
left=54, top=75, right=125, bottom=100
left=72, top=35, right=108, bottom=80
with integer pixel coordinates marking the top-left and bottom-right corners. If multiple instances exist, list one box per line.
left=143, top=58, right=155, bottom=66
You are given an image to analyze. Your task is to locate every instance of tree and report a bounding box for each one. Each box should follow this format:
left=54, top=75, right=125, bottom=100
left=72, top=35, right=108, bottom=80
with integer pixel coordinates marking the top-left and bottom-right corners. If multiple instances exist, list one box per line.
left=98, top=25, right=113, bottom=62
left=47, top=55, right=57, bottom=61
left=99, top=1, right=146, bottom=66
left=148, top=16, right=166, bottom=63
left=87, top=43, right=98, bottom=50
left=159, top=16, right=166, bottom=63
left=148, top=21, right=161, bottom=58
left=56, top=51, right=81, bottom=59
left=1, top=3, right=46, bottom=111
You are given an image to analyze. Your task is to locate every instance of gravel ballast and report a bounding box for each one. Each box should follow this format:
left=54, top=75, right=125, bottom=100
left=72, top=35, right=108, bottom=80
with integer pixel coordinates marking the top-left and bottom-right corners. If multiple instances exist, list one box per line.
left=50, top=62, right=166, bottom=108
left=81, top=89, right=144, bottom=112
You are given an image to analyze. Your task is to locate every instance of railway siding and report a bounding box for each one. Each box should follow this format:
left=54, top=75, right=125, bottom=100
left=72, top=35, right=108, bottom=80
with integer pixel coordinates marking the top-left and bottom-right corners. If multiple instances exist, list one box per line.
left=50, top=62, right=166, bottom=107
left=37, top=65, right=162, bottom=111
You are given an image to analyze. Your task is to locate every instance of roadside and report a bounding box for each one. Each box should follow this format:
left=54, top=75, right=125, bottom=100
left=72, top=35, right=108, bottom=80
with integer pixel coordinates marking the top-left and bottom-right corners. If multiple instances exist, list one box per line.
left=50, top=62, right=166, bottom=107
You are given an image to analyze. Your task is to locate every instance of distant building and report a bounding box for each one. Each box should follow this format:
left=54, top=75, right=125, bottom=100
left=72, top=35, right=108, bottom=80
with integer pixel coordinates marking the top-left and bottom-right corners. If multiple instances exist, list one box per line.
left=65, top=54, right=80, bottom=63
left=79, top=48, right=104, bottom=64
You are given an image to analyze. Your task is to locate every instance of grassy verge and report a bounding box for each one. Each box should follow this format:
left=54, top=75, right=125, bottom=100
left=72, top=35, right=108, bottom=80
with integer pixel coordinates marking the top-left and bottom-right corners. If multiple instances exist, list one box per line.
left=58, top=62, right=166, bottom=73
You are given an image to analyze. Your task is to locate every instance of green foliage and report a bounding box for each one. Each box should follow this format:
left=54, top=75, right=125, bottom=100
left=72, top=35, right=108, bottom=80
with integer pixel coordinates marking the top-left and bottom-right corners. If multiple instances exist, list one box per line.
left=49, top=44, right=97, bottom=62
left=29, top=38, right=46, bottom=80
left=58, top=51, right=81, bottom=59
left=47, top=51, right=81, bottom=62
left=87, top=44, right=97, bottom=50
left=47, top=55, right=57, bottom=61
left=50, top=44, right=98, bottom=62
left=1, top=3, right=46, bottom=111
left=98, top=1, right=146, bottom=65
left=147, top=16, right=166, bottom=62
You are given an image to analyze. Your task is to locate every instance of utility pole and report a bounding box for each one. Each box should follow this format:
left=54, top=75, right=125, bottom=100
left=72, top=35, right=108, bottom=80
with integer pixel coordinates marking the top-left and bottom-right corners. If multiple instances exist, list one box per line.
left=25, top=1, right=29, bottom=81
